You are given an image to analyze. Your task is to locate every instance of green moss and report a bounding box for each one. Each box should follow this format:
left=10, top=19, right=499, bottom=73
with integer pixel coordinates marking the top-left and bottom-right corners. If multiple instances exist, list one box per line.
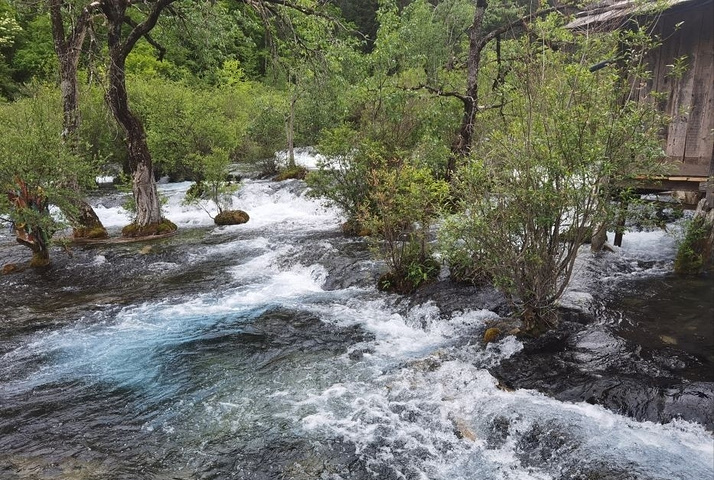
left=483, top=327, right=501, bottom=343
left=122, top=218, right=178, bottom=238
left=29, top=253, right=50, bottom=268
left=275, top=165, right=308, bottom=181
left=73, top=225, right=109, bottom=240
left=157, top=219, right=178, bottom=234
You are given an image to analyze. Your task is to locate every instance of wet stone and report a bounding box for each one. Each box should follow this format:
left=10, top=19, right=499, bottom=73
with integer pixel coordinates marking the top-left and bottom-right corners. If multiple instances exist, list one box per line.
left=515, top=421, right=580, bottom=468
left=491, top=320, right=714, bottom=430
left=484, top=415, right=512, bottom=450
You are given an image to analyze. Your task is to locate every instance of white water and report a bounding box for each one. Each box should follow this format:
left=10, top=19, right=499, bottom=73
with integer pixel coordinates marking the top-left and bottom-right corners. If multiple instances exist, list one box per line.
left=1, top=179, right=712, bottom=479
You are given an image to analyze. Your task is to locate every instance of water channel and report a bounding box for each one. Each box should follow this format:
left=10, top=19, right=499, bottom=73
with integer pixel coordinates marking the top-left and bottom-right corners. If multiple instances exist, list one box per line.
left=0, top=175, right=712, bottom=479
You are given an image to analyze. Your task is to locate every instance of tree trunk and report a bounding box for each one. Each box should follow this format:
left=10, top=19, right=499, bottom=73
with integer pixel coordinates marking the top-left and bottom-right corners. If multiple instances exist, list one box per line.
left=445, top=0, right=487, bottom=181
left=14, top=225, right=50, bottom=267
left=102, top=0, right=165, bottom=232
left=286, top=95, right=296, bottom=168
left=9, top=181, right=52, bottom=267
left=17, top=234, right=51, bottom=268
left=48, top=0, right=108, bottom=239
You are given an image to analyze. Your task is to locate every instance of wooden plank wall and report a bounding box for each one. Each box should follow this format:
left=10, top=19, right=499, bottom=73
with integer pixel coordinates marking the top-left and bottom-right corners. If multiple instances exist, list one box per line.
left=644, top=0, right=714, bottom=177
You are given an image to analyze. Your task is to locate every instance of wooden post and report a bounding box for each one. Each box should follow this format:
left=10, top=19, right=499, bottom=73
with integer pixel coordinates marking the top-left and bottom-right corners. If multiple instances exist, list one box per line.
left=705, top=143, right=714, bottom=208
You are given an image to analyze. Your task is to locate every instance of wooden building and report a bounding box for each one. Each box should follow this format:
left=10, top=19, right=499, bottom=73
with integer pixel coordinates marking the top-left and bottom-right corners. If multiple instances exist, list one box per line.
left=569, top=0, right=714, bottom=207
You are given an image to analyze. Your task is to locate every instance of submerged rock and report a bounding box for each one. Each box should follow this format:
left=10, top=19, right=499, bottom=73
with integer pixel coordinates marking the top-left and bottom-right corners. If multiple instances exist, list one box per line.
left=407, top=279, right=509, bottom=317
left=490, top=320, right=714, bottom=430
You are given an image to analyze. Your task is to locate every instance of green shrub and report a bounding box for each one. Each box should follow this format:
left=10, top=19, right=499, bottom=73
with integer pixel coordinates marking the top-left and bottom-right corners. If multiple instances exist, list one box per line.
left=674, top=216, right=711, bottom=274
left=361, top=162, right=448, bottom=293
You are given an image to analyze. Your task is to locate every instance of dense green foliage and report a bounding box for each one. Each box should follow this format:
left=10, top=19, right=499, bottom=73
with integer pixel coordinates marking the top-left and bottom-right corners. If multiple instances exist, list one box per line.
left=674, top=215, right=713, bottom=275
left=362, top=162, right=448, bottom=293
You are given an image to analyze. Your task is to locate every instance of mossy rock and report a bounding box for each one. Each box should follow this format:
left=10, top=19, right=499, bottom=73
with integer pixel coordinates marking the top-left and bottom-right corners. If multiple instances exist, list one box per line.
left=214, top=209, right=250, bottom=226
left=275, top=165, right=308, bottom=181
left=73, top=225, right=109, bottom=240
left=122, top=219, right=178, bottom=238
left=483, top=327, right=502, bottom=344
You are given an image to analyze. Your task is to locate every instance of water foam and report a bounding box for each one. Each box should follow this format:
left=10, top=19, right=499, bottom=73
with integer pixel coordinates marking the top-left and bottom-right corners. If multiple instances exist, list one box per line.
left=2, top=165, right=712, bottom=479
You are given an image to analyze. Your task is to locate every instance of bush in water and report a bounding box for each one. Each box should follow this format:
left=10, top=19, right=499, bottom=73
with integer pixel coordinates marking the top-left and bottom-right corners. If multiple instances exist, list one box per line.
left=440, top=16, right=668, bottom=334
left=361, top=162, right=448, bottom=294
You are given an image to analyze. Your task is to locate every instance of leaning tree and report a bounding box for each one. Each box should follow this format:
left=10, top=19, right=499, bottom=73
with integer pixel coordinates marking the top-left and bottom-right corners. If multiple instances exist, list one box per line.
left=97, top=0, right=177, bottom=236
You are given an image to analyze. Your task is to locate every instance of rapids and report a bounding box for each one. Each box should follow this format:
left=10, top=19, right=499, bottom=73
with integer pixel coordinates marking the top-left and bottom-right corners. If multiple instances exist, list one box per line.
left=0, top=177, right=712, bottom=479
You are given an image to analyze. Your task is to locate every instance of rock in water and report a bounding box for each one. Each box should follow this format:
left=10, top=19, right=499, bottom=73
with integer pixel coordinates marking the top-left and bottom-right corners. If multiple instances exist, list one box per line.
left=214, top=210, right=250, bottom=226
left=483, top=327, right=501, bottom=344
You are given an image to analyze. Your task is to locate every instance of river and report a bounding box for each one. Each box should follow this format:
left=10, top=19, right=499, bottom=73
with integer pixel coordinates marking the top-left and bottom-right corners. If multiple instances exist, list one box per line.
left=0, top=176, right=712, bottom=479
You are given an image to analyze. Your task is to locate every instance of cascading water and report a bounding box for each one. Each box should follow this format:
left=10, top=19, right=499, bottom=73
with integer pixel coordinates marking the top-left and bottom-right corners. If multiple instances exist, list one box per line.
left=0, top=177, right=712, bottom=479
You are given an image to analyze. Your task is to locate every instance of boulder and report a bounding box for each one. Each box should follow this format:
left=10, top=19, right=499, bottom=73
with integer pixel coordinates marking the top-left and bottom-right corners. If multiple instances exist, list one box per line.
left=214, top=209, right=250, bottom=226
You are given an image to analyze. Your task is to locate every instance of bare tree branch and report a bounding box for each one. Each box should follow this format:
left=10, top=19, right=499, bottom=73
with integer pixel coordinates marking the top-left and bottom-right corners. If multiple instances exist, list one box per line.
left=121, top=0, right=177, bottom=58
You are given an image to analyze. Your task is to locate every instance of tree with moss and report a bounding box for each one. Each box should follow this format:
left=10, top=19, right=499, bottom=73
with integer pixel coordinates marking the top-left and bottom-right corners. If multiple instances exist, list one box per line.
left=47, top=0, right=108, bottom=239
left=96, top=0, right=177, bottom=237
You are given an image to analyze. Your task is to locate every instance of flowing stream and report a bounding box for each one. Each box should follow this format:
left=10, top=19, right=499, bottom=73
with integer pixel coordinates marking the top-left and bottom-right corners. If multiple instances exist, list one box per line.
left=0, top=176, right=712, bottom=479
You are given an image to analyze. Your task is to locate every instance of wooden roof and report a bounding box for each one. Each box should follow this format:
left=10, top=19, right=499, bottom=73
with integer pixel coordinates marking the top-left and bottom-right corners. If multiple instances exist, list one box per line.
left=567, top=0, right=712, bottom=30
